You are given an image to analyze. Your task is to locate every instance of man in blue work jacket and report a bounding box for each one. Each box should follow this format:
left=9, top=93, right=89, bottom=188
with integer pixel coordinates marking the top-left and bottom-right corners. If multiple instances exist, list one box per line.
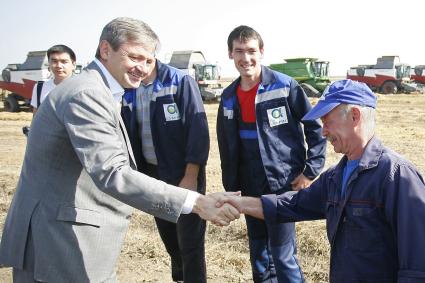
left=121, top=48, right=209, bottom=282
left=217, top=79, right=425, bottom=283
left=217, top=25, right=326, bottom=283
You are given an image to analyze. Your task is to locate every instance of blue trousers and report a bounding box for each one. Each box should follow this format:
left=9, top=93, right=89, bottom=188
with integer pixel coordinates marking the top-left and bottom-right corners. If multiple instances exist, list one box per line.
left=245, top=214, right=303, bottom=283
left=238, top=144, right=304, bottom=283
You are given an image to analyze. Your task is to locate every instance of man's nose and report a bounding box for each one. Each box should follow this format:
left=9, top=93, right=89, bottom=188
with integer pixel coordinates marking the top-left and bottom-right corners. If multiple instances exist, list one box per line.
left=241, top=52, right=250, bottom=60
left=134, top=65, right=147, bottom=74
left=134, top=61, right=150, bottom=72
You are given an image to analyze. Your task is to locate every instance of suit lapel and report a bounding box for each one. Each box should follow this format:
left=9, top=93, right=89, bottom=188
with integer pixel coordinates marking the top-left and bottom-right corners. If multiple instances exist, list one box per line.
left=86, top=60, right=138, bottom=170
left=118, top=112, right=137, bottom=169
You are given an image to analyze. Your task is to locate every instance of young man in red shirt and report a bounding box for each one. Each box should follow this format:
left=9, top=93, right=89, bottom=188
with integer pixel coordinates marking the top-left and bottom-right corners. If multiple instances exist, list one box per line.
left=217, top=25, right=326, bottom=283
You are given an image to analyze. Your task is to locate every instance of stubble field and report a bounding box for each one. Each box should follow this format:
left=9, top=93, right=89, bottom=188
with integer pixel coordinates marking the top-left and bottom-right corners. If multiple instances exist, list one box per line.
left=0, top=93, right=424, bottom=282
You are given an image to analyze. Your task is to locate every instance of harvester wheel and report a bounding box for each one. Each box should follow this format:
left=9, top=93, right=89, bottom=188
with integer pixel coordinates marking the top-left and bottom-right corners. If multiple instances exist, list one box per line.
left=1, top=68, right=11, bottom=82
left=4, top=95, right=19, bottom=112
left=381, top=81, right=397, bottom=94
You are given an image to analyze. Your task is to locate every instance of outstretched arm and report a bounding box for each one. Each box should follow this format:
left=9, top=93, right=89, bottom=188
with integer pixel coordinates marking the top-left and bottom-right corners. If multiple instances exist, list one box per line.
left=214, top=195, right=264, bottom=220
left=192, top=192, right=242, bottom=226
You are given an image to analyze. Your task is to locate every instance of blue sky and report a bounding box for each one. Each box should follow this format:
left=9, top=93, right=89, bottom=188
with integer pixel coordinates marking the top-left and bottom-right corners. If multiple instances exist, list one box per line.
left=1, top=0, right=424, bottom=76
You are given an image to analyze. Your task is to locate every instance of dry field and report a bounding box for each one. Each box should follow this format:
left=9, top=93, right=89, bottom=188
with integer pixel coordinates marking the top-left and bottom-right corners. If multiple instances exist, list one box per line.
left=0, top=93, right=424, bottom=282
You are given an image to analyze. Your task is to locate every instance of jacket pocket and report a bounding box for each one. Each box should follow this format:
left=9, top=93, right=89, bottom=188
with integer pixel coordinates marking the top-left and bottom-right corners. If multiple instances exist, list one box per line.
left=56, top=205, right=102, bottom=227
left=344, top=205, right=384, bottom=252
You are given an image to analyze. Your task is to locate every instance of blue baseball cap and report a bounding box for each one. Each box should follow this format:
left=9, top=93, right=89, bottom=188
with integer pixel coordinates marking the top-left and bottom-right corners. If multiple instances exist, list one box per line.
left=302, top=79, right=377, bottom=121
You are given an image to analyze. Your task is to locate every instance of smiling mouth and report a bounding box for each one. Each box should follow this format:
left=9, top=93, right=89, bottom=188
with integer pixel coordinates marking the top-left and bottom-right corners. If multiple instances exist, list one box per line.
left=241, top=64, right=253, bottom=69
left=128, top=71, right=142, bottom=80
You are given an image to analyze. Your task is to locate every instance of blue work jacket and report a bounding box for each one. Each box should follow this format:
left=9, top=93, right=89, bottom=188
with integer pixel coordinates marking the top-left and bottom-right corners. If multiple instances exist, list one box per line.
left=217, top=66, right=326, bottom=192
left=262, top=136, right=425, bottom=282
left=121, top=60, right=209, bottom=183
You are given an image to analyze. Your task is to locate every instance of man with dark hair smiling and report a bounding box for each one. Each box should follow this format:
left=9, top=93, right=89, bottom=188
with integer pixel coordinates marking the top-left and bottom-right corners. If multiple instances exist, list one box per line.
left=217, top=25, right=326, bottom=283
left=31, top=44, right=76, bottom=114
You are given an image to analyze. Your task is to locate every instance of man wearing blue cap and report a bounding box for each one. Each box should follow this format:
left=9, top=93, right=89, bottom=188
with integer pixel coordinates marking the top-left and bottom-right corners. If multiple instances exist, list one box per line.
left=217, top=79, right=425, bottom=282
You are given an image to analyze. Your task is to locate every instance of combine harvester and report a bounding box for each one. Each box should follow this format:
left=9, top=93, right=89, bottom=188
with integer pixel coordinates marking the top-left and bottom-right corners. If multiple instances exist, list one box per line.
left=168, top=50, right=223, bottom=101
left=411, top=65, right=425, bottom=84
left=0, top=79, right=37, bottom=112
left=347, top=56, right=419, bottom=94
left=0, top=51, right=51, bottom=112
left=269, top=57, right=331, bottom=97
left=409, top=65, right=425, bottom=93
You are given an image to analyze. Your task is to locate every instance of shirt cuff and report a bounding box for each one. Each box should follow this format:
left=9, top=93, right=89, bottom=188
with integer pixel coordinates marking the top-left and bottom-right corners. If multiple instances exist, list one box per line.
left=181, top=190, right=200, bottom=214
left=261, top=194, right=278, bottom=225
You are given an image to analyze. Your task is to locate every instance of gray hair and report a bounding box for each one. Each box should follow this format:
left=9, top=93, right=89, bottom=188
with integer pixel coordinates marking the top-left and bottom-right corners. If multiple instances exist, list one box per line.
left=95, top=17, right=160, bottom=59
left=340, top=104, right=376, bottom=139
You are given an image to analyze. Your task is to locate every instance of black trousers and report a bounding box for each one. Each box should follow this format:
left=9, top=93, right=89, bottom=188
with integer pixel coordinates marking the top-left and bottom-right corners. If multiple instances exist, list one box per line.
left=143, top=164, right=207, bottom=283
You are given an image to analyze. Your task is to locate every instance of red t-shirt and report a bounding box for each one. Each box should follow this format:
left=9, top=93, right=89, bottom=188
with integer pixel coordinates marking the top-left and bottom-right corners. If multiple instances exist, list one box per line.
left=237, top=82, right=260, bottom=123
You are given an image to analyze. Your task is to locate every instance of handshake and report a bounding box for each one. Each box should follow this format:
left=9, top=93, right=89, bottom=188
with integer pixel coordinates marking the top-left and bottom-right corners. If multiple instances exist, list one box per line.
left=192, top=192, right=263, bottom=226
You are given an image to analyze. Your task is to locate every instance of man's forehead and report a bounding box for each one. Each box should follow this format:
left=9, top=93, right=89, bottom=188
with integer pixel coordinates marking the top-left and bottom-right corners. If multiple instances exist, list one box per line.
left=49, top=52, right=72, bottom=60
left=121, top=42, right=155, bottom=57
left=233, top=38, right=260, bottom=48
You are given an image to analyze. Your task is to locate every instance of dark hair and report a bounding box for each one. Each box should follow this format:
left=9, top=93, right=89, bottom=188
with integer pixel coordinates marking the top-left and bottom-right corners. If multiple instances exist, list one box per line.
left=47, top=44, right=76, bottom=62
left=227, top=25, right=264, bottom=51
left=95, top=17, right=160, bottom=59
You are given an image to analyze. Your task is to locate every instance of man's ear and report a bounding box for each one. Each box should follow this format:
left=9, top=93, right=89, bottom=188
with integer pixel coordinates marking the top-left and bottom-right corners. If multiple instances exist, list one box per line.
left=99, top=40, right=110, bottom=60
left=228, top=50, right=233, bottom=59
left=260, top=48, right=264, bottom=59
left=351, top=106, right=361, bottom=125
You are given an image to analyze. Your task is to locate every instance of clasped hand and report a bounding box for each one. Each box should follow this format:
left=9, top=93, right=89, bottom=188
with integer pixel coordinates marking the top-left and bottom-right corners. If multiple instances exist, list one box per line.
left=193, top=192, right=242, bottom=226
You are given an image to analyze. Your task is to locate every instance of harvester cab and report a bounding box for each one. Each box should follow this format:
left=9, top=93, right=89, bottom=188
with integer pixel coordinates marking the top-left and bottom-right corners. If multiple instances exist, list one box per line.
left=193, top=63, right=223, bottom=101
left=194, top=64, right=220, bottom=81
left=314, top=60, right=330, bottom=78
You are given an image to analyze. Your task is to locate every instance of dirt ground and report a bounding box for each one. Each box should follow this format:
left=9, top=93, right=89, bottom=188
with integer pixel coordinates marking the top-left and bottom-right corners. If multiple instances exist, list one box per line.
left=0, top=94, right=424, bottom=282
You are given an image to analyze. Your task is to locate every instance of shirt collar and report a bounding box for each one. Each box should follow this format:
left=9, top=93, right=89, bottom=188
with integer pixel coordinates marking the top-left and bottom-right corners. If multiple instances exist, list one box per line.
left=331, top=136, right=382, bottom=181
left=141, top=81, right=154, bottom=88
left=94, top=58, right=124, bottom=103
